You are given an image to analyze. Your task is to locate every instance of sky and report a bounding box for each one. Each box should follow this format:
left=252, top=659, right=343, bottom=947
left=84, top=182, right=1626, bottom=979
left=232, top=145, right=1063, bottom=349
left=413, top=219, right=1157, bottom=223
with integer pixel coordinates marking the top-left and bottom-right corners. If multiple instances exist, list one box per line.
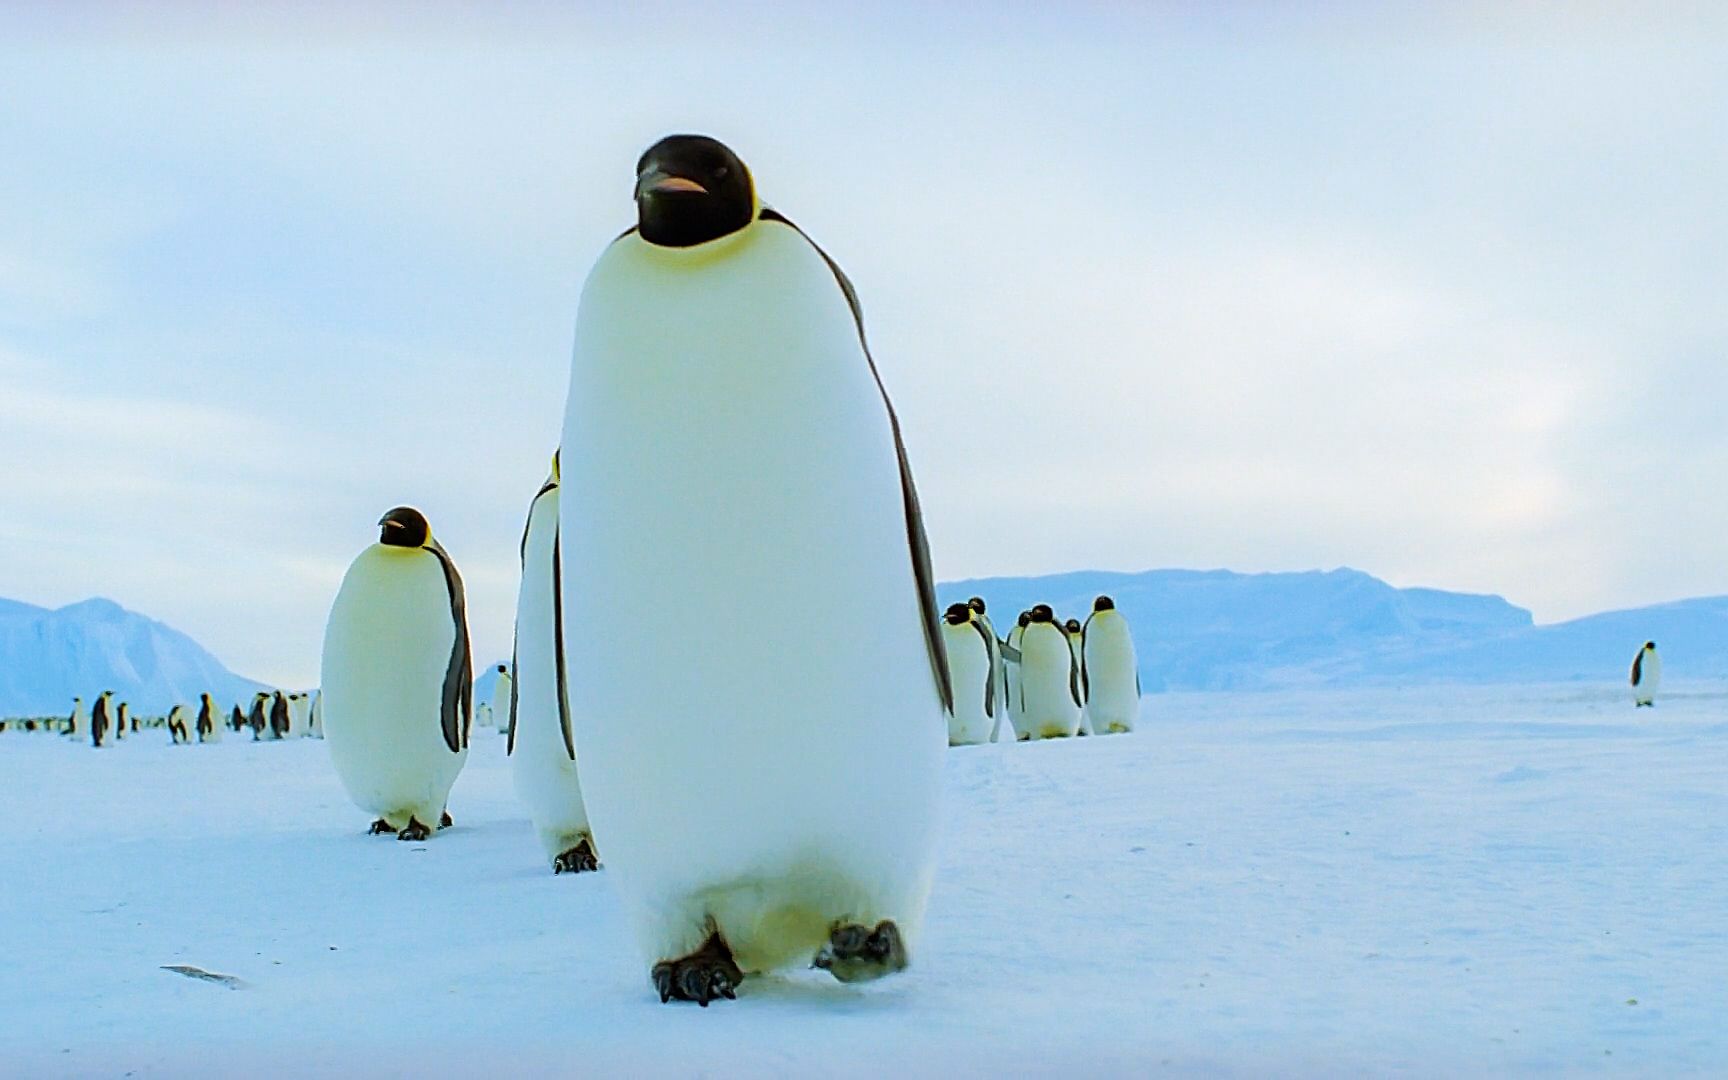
left=2, top=3, right=1725, bottom=688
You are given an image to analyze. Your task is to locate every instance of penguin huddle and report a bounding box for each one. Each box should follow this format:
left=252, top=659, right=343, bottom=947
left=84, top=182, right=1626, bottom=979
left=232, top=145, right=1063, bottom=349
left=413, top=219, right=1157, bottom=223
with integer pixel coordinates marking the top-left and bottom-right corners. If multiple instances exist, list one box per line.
left=942, top=595, right=1142, bottom=745
left=8, top=687, right=314, bottom=745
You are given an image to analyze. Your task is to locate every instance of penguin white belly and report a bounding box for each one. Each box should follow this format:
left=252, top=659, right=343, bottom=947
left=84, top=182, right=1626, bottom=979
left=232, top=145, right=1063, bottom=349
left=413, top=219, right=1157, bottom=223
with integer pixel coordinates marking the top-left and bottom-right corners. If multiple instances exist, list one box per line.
left=321, top=546, right=468, bottom=830
left=492, top=674, right=513, bottom=733
left=1634, top=654, right=1661, bottom=705
left=562, top=225, right=944, bottom=973
left=1084, top=617, right=1140, bottom=734
left=942, top=622, right=994, bottom=746
left=1019, top=625, right=1081, bottom=739
left=510, top=486, right=595, bottom=863
left=288, top=697, right=309, bottom=739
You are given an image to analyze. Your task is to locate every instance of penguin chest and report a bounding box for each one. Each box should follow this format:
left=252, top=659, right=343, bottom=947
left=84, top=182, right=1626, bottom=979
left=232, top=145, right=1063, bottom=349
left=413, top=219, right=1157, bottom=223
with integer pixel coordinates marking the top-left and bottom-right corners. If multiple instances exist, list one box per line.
left=942, top=623, right=994, bottom=744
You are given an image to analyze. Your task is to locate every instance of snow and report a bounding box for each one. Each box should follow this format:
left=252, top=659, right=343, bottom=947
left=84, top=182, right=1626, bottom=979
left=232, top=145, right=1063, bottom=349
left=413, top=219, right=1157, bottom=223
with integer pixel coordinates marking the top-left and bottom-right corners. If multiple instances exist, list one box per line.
left=2, top=681, right=1724, bottom=1075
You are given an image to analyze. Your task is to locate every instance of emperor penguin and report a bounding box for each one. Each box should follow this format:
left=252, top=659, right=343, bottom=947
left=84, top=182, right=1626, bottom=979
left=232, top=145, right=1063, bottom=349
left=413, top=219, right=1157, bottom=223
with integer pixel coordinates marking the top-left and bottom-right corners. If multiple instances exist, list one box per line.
left=66, top=696, right=86, bottom=738
left=1082, top=595, right=1140, bottom=734
left=115, top=702, right=130, bottom=740
left=90, top=691, right=114, bottom=747
left=287, top=692, right=311, bottom=739
left=941, top=602, right=996, bottom=746
left=475, top=701, right=494, bottom=734
left=509, top=451, right=599, bottom=874
left=247, top=692, right=269, bottom=740
left=1004, top=612, right=1031, bottom=741
left=1631, top=641, right=1661, bottom=707
left=196, top=693, right=223, bottom=743
left=1018, top=605, right=1082, bottom=739
left=968, top=597, right=1013, bottom=743
left=308, top=689, right=323, bottom=739
left=229, top=704, right=247, bottom=734
left=1063, top=618, right=1092, bottom=736
left=167, top=705, right=191, bottom=745
left=321, top=506, right=472, bottom=840
left=268, top=691, right=292, bottom=739
left=490, top=663, right=513, bottom=734
left=560, top=134, right=949, bottom=1004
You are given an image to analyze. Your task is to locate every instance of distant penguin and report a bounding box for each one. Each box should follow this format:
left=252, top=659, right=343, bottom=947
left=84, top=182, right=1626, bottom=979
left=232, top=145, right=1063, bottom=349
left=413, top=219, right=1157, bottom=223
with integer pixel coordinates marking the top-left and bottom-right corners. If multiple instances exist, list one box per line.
left=1063, top=619, right=1091, bottom=736
left=1631, top=641, right=1661, bottom=707
left=229, top=703, right=247, bottom=734
left=196, top=693, right=223, bottom=743
left=267, top=691, right=292, bottom=739
left=1018, top=605, right=1082, bottom=739
left=308, top=690, right=323, bottom=739
left=941, top=602, right=997, bottom=746
left=90, top=691, right=114, bottom=747
left=321, top=506, right=472, bottom=840
left=1004, top=612, right=1032, bottom=741
left=490, top=663, right=513, bottom=734
left=288, top=692, right=312, bottom=738
left=115, top=702, right=130, bottom=740
left=968, top=597, right=1013, bottom=743
left=247, top=692, right=269, bottom=740
left=559, top=134, right=949, bottom=1003
left=475, top=701, right=494, bottom=733
left=1082, top=595, right=1140, bottom=734
left=167, top=705, right=192, bottom=745
left=66, top=696, right=86, bottom=738
left=509, top=452, right=599, bottom=873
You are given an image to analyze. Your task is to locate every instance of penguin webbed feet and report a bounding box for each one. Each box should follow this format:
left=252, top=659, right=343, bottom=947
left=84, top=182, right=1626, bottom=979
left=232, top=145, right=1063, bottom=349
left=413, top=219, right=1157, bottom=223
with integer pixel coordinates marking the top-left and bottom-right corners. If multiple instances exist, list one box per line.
left=651, top=932, right=742, bottom=1007
left=439, top=810, right=454, bottom=829
left=396, top=817, right=431, bottom=842
left=812, top=919, right=908, bottom=983
left=552, top=838, right=599, bottom=875
left=367, top=819, right=394, bottom=836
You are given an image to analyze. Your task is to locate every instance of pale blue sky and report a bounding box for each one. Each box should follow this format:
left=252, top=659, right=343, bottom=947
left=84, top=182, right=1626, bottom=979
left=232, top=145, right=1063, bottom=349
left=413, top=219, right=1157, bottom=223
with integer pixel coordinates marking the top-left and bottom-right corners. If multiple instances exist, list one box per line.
left=3, top=4, right=1725, bottom=687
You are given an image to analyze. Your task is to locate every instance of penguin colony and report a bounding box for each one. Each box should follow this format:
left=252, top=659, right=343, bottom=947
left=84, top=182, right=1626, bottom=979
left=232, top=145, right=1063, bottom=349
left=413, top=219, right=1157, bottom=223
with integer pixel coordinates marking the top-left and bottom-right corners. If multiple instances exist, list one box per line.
left=1, top=134, right=1678, bottom=1009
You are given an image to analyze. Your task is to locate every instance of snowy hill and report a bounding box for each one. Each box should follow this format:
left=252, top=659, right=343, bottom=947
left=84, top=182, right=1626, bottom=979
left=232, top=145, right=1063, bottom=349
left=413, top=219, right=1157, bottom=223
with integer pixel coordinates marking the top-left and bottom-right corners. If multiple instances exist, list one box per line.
left=939, top=568, right=1728, bottom=689
left=0, top=597, right=266, bottom=716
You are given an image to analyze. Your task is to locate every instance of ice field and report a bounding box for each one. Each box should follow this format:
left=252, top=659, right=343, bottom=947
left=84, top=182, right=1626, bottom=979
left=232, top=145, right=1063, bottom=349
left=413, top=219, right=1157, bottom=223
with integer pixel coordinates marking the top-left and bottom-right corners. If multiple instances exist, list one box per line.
left=2, top=681, right=1725, bottom=1076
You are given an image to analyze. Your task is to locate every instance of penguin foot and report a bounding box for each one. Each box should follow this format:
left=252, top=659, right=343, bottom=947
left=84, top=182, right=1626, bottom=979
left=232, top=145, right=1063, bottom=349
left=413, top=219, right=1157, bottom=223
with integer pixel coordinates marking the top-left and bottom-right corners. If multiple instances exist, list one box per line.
left=651, top=933, right=742, bottom=1007
left=367, top=819, right=394, bottom=836
left=396, top=818, right=431, bottom=842
left=439, top=810, right=454, bottom=829
left=813, top=920, right=908, bottom=983
left=552, top=838, right=599, bottom=875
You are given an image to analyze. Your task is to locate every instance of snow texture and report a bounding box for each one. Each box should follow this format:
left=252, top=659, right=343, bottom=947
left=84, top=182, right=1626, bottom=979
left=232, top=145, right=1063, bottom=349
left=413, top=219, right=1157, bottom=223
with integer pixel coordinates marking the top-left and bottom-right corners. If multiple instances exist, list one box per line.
left=2, top=681, right=1723, bottom=1075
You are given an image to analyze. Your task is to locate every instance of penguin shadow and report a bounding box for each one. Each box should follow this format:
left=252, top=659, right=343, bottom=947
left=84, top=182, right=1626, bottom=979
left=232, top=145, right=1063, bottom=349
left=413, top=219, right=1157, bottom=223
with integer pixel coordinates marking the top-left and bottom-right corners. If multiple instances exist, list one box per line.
left=726, top=969, right=917, bottom=1012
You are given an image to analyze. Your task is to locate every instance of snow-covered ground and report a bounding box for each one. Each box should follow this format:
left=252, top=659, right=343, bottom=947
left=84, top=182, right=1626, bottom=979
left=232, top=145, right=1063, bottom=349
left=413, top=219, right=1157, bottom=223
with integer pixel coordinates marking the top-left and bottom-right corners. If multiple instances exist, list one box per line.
left=2, top=682, right=1724, bottom=1076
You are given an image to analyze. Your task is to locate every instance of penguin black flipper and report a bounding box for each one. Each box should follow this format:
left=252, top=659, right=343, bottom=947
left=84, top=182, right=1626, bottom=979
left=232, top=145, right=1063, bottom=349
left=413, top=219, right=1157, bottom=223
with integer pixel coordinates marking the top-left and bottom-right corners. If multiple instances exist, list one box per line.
left=551, top=529, right=576, bottom=760
left=506, top=632, right=520, bottom=755
left=970, top=620, right=996, bottom=718
left=427, top=539, right=473, bottom=754
left=1631, top=650, right=1643, bottom=686
left=757, top=207, right=952, bottom=715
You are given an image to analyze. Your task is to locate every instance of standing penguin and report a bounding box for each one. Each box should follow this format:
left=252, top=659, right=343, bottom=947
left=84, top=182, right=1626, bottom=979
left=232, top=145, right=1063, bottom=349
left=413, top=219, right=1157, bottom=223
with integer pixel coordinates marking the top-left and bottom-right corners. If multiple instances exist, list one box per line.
left=288, top=692, right=312, bottom=738
left=490, top=663, right=513, bottom=734
left=167, top=705, right=192, bottom=745
left=247, top=692, right=269, bottom=740
left=1631, top=641, right=1661, bottom=707
left=90, top=691, right=114, bottom=747
left=1082, top=595, right=1140, bottom=734
left=66, top=696, right=86, bottom=739
left=196, top=693, right=223, bottom=743
left=321, top=506, right=472, bottom=840
left=967, top=597, right=1013, bottom=743
left=1004, top=612, right=1032, bottom=741
left=308, top=689, right=323, bottom=739
left=1063, top=618, right=1091, bottom=736
left=115, top=702, right=130, bottom=740
left=509, top=451, right=599, bottom=873
left=941, top=602, right=997, bottom=746
left=1018, top=605, right=1082, bottom=739
left=229, top=703, right=247, bottom=734
left=561, top=134, right=949, bottom=1004
left=267, top=691, right=292, bottom=740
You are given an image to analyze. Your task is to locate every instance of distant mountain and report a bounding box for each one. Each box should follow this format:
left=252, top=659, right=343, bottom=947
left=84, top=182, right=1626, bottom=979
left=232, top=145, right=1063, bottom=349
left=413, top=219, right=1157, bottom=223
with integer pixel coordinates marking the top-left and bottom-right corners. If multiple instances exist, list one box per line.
left=0, top=597, right=268, bottom=717
left=938, top=568, right=1720, bottom=690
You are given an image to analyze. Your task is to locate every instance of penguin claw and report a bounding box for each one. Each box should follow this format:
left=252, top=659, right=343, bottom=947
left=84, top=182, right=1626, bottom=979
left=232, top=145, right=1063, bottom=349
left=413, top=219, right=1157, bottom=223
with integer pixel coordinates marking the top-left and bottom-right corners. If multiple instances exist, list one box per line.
left=439, top=810, right=454, bottom=829
left=396, top=818, right=431, bottom=842
left=367, top=819, right=393, bottom=836
left=650, top=933, right=743, bottom=1006
left=813, top=920, right=908, bottom=983
left=552, top=839, right=600, bottom=874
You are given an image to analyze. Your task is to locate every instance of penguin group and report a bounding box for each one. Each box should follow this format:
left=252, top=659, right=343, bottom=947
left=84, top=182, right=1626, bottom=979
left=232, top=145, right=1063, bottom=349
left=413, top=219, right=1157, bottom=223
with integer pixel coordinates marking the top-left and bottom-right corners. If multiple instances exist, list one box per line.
left=0, top=686, right=324, bottom=746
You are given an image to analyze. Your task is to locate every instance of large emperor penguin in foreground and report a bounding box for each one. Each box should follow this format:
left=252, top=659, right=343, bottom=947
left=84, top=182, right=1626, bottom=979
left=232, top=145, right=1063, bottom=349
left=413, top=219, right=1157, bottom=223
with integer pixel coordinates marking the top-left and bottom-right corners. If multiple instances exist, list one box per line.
left=561, top=134, right=951, bottom=1005
left=509, top=451, right=598, bottom=874
left=1081, top=595, right=1140, bottom=734
left=1630, top=641, right=1660, bottom=707
left=321, top=507, right=472, bottom=841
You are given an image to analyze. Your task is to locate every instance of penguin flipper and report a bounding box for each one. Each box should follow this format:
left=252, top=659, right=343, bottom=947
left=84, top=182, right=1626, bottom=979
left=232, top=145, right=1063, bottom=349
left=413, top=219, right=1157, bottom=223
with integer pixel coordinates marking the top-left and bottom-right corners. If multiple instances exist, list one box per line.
left=428, top=539, right=472, bottom=755
left=756, top=207, right=952, bottom=714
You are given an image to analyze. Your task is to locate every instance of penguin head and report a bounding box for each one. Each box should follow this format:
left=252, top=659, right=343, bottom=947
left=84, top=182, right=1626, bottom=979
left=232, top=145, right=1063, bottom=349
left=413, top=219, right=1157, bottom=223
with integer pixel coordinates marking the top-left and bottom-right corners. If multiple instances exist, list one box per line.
left=1645, top=641, right=1657, bottom=651
left=378, top=506, right=431, bottom=548
left=634, top=134, right=756, bottom=248
left=1029, top=604, right=1055, bottom=624
left=1093, top=595, right=1115, bottom=613
left=497, top=663, right=508, bottom=675
left=1065, top=618, right=1082, bottom=634
left=967, top=596, right=987, bottom=615
left=1017, top=611, right=1032, bottom=628
left=943, top=602, right=972, bottom=626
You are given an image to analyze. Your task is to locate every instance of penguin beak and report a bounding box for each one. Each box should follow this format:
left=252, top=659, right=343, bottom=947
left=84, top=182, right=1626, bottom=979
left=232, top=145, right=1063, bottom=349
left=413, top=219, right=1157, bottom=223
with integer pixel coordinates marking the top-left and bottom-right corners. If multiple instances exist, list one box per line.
left=637, top=170, right=707, bottom=197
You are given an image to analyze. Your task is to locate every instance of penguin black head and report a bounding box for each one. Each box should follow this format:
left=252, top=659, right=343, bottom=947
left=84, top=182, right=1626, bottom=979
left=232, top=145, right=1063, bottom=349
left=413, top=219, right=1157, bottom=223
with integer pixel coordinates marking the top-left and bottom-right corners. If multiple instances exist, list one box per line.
left=1017, top=611, right=1031, bottom=628
left=1094, top=595, right=1115, bottom=613
left=967, top=596, right=987, bottom=615
left=1065, top=618, right=1082, bottom=634
left=1029, top=604, right=1055, bottom=624
left=634, top=134, right=755, bottom=248
left=496, top=663, right=508, bottom=675
left=1645, top=641, right=1657, bottom=651
left=944, top=602, right=971, bottom=626
left=378, top=506, right=430, bottom=548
